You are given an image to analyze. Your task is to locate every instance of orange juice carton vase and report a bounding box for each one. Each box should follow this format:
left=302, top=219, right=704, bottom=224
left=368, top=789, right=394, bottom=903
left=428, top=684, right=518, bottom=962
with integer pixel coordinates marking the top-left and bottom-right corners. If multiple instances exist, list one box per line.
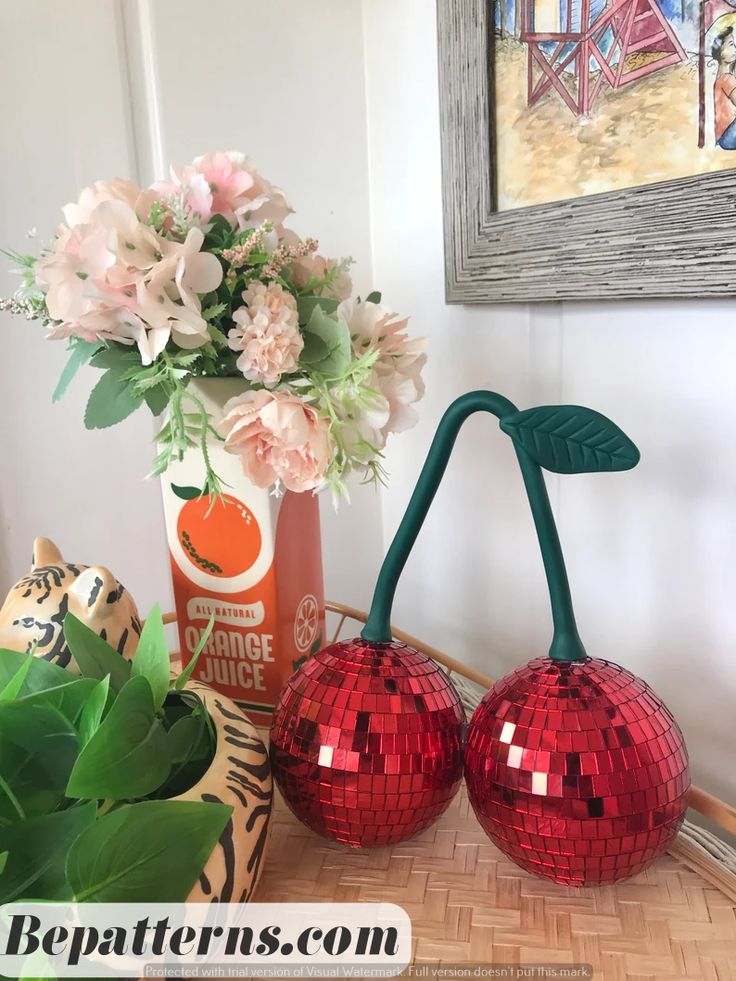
left=160, top=379, right=325, bottom=726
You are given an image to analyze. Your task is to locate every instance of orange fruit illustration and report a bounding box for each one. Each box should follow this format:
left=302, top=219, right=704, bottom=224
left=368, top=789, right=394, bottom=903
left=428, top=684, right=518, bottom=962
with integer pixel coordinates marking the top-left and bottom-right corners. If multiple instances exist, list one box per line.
left=176, top=494, right=262, bottom=579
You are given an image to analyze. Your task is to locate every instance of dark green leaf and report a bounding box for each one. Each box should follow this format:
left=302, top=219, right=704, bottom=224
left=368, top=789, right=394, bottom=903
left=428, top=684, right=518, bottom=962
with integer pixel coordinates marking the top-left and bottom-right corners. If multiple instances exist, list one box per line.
left=66, top=799, right=232, bottom=902
left=131, top=604, right=169, bottom=710
left=297, top=294, right=339, bottom=325
left=171, top=483, right=203, bottom=501
left=499, top=405, right=641, bottom=474
left=53, top=340, right=101, bottom=403
left=0, top=657, right=33, bottom=702
left=66, top=676, right=170, bottom=800
left=0, top=649, right=74, bottom=696
left=77, top=676, right=110, bottom=749
left=166, top=713, right=210, bottom=765
left=84, top=369, right=142, bottom=429
left=143, top=385, right=170, bottom=417
left=63, top=614, right=131, bottom=691
left=0, top=703, right=78, bottom=820
left=0, top=853, right=6, bottom=875
left=365, top=291, right=382, bottom=304
left=0, top=801, right=96, bottom=902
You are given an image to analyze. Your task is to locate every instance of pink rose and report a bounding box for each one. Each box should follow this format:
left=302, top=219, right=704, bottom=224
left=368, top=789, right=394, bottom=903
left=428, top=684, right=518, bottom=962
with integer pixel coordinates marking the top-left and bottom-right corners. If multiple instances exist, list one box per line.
left=228, top=283, right=302, bottom=387
left=218, top=390, right=331, bottom=493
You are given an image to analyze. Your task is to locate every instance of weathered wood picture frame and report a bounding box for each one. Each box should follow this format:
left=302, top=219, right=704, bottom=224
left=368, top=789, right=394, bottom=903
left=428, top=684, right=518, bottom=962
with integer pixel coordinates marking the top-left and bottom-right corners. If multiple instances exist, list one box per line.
left=437, top=0, right=736, bottom=303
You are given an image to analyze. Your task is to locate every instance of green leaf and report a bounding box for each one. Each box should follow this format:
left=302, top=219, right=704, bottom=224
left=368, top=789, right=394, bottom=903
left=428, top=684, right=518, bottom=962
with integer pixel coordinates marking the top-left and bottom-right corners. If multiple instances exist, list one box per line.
left=63, top=613, right=131, bottom=691
left=297, top=294, right=339, bottom=325
left=84, top=368, right=143, bottom=429
left=89, top=346, right=139, bottom=371
left=66, top=676, right=170, bottom=800
left=0, top=802, right=96, bottom=902
left=14, top=678, right=99, bottom=727
left=299, top=331, right=330, bottom=366
left=77, top=676, right=110, bottom=749
left=0, top=703, right=79, bottom=821
left=499, top=405, right=641, bottom=474
left=143, top=384, right=170, bottom=417
left=0, top=648, right=74, bottom=697
left=0, top=656, right=33, bottom=702
left=166, top=713, right=210, bottom=765
left=365, top=291, right=382, bottom=304
left=171, top=483, right=203, bottom=501
left=66, top=799, right=232, bottom=902
left=202, top=302, right=226, bottom=321
left=53, top=340, right=101, bottom=403
left=131, top=604, right=169, bottom=711
left=0, top=853, right=7, bottom=875
left=302, top=304, right=351, bottom=380
left=175, top=615, right=214, bottom=691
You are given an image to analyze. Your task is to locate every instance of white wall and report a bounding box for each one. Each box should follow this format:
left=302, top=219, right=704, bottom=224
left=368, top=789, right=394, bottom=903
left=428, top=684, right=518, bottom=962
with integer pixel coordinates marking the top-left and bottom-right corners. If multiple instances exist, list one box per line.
left=363, top=1, right=736, bottom=809
left=0, top=0, right=381, bottom=612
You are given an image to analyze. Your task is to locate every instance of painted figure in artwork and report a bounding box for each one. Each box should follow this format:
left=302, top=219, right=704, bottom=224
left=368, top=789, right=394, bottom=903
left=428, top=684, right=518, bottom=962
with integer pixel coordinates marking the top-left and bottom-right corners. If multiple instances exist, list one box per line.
left=713, top=25, right=736, bottom=147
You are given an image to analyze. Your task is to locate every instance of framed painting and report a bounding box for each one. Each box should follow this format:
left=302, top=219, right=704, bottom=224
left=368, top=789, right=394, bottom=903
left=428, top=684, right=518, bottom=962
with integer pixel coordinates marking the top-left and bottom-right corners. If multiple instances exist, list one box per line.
left=438, top=0, right=736, bottom=301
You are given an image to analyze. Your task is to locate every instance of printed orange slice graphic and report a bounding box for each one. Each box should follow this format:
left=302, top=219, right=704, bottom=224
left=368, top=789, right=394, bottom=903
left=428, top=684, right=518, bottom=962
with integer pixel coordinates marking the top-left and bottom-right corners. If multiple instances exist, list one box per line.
left=174, top=485, right=262, bottom=579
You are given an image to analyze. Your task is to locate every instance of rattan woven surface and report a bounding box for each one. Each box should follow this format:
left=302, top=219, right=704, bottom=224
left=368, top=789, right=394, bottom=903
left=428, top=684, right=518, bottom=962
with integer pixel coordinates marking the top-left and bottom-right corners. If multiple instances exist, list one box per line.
left=254, top=784, right=736, bottom=981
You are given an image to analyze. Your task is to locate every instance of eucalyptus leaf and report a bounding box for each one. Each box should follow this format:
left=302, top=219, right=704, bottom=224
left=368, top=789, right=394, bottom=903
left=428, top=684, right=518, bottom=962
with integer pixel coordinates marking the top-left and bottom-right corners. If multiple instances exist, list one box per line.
left=63, top=614, right=131, bottom=691
left=0, top=801, right=96, bottom=902
left=53, top=340, right=101, bottom=403
left=299, top=331, right=330, bottom=366
left=365, top=291, right=382, bottom=304
left=66, top=800, right=232, bottom=902
left=66, top=676, right=170, bottom=800
left=500, top=405, right=641, bottom=474
left=77, top=676, right=110, bottom=749
left=84, top=369, right=143, bottom=429
left=297, top=294, right=339, bottom=325
left=302, top=305, right=351, bottom=380
left=131, top=604, right=169, bottom=710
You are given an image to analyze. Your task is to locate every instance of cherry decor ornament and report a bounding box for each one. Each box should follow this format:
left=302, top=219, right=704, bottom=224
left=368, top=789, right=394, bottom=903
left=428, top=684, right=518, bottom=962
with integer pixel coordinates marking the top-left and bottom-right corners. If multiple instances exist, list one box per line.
left=269, top=393, right=537, bottom=846
left=461, top=393, right=690, bottom=886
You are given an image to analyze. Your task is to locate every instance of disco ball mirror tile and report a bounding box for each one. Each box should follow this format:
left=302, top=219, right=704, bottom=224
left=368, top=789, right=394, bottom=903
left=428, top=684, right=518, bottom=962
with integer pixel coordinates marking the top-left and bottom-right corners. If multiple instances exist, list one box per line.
left=464, top=657, right=689, bottom=886
left=270, top=639, right=465, bottom=847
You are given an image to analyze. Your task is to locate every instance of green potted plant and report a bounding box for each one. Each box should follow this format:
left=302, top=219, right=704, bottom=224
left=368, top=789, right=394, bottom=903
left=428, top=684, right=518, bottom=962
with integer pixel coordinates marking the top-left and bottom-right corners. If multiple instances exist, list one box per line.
left=0, top=606, right=272, bottom=904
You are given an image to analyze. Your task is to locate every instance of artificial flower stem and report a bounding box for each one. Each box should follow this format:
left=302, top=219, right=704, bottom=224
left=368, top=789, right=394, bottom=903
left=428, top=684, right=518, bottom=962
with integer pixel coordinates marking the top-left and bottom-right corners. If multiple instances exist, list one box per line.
left=360, top=390, right=587, bottom=662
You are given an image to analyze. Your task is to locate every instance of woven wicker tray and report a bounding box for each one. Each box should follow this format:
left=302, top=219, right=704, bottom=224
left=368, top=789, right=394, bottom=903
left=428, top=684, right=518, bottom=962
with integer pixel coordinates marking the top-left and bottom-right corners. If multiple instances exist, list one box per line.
left=169, top=604, right=736, bottom=980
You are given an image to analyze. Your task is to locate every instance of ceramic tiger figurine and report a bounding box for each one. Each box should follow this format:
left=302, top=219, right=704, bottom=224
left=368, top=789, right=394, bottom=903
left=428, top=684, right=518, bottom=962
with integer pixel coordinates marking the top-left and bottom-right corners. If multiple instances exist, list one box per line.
left=0, top=537, right=142, bottom=668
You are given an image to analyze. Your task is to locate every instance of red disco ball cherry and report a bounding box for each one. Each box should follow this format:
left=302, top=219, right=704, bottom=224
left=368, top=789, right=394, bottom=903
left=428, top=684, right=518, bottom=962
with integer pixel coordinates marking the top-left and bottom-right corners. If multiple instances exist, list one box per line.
left=465, top=656, right=689, bottom=886
left=269, top=638, right=465, bottom=847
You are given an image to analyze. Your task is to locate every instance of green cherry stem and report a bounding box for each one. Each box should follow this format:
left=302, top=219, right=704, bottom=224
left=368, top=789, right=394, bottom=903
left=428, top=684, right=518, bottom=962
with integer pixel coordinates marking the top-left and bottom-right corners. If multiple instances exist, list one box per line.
left=361, top=390, right=587, bottom=662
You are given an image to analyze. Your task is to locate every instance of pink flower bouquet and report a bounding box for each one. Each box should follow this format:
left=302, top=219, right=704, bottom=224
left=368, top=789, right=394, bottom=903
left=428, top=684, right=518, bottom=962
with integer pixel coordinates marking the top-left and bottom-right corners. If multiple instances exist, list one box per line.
left=2, top=152, right=425, bottom=497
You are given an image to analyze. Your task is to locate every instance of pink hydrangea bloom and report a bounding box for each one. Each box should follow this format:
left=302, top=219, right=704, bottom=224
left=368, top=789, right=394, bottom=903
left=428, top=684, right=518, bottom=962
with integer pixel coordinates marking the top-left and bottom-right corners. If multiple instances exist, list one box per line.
left=228, top=283, right=302, bottom=387
left=218, top=389, right=331, bottom=493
